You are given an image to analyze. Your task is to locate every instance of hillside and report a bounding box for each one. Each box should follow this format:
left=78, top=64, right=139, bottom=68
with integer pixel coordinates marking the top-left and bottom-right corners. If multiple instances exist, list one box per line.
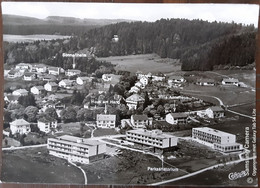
left=3, top=14, right=133, bottom=35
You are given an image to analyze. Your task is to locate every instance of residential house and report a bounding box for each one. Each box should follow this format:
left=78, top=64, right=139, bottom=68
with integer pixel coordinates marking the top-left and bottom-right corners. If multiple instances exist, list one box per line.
left=12, top=89, right=28, bottom=96
left=7, top=69, right=23, bottom=79
left=152, top=73, right=166, bottom=81
left=76, top=76, right=93, bottom=85
left=23, top=72, right=36, bottom=81
left=130, top=115, right=152, bottom=129
left=15, top=63, right=32, bottom=72
left=205, top=106, right=225, bottom=118
left=30, top=86, right=45, bottom=95
left=65, top=69, right=81, bottom=77
left=129, top=86, right=140, bottom=93
left=33, top=64, right=47, bottom=73
left=112, top=35, right=119, bottom=42
left=4, top=95, right=19, bottom=104
left=222, top=78, right=239, bottom=86
left=168, top=76, right=185, bottom=86
left=10, top=119, right=31, bottom=135
left=166, top=113, right=188, bottom=125
left=47, top=135, right=106, bottom=164
left=196, top=78, right=215, bottom=86
left=192, top=127, right=243, bottom=152
left=126, top=129, right=178, bottom=153
left=37, top=116, right=58, bottom=133
left=59, top=79, right=74, bottom=88
left=48, top=67, right=60, bottom=75
left=42, top=74, right=57, bottom=81
left=125, top=94, right=145, bottom=110
left=140, top=76, right=149, bottom=86
left=96, top=114, right=116, bottom=128
left=44, top=82, right=58, bottom=92
left=102, top=74, right=121, bottom=86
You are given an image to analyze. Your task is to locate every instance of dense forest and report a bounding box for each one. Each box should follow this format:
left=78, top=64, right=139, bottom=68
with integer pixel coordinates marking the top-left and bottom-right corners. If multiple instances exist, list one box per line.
left=3, top=17, right=257, bottom=71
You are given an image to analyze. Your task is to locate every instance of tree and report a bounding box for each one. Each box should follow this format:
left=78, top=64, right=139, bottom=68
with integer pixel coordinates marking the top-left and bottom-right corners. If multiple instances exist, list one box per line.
left=45, top=107, right=59, bottom=120
left=18, top=93, right=36, bottom=107
left=76, top=108, right=94, bottom=122
left=24, top=106, right=39, bottom=122
left=60, top=106, right=77, bottom=123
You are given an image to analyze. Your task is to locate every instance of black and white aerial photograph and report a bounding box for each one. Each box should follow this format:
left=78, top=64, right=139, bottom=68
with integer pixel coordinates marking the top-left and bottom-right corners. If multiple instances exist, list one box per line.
left=1, top=2, right=259, bottom=186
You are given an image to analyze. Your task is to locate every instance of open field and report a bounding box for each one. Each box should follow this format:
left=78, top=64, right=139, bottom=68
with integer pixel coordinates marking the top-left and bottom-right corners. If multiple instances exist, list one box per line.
left=93, top=128, right=119, bottom=137
left=97, top=54, right=181, bottom=73
left=1, top=147, right=84, bottom=184
left=172, top=161, right=257, bottom=186
left=3, top=34, right=70, bottom=43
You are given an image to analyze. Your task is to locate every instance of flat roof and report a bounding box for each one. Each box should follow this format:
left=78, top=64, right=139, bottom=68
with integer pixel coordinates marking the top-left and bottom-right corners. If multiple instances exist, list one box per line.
left=52, top=135, right=103, bottom=146
left=193, top=127, right=235, bottom=137
left=127, top=129, right=176, bottom=140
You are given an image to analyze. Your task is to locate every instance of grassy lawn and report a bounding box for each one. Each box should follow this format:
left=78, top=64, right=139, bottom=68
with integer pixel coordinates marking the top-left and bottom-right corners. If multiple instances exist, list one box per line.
left=172, top=161, right=257, bottom=186
left=1, top=147, right=84, bottom=184
left=97, top=54, right=181, bottom=73
left=81, top=149, right=186, bottom=185
left=58, top=122, right=91, bottom=137
left=93, top=128, right=119, bottom=137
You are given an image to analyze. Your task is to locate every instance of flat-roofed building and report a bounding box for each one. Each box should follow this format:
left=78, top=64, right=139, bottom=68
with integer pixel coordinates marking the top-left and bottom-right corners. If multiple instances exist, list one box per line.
left=96, top=114, right=116, bottom=128
left=47, top=135, right=106, bottom=164
left=126, top=129, right=178, bottom=153
left=192, top=127, right=243, bottom=153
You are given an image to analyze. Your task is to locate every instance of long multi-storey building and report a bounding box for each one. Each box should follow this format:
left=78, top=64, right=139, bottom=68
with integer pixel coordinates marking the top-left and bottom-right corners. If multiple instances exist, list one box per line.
left=47, top=135, right=106, bottom=164
left=126, top=129, right=178, bottom=153
left=192, top=127, right=243, bottom=153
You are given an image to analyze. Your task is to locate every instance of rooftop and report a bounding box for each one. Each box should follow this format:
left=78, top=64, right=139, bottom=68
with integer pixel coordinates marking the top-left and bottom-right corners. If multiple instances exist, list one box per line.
left=193, top=127, right=235, bottom=137
left=168, top=113, right=188, bottom=118
left=208, top=106, right=224, bottom=112
left=38, top=116, right=57, bottom=123
left=97, top=114, right=116, bottom=121
left=132, top=115, right=148, bottom=121
left=222, top=78, right=239, bottom=83
left=56, top=135, right=103, bottom=146
left=10, top=119, right=30, bottom=126
left=127, top=129, right=176, bottom=139
left=126, top=94, right=145, bottom=102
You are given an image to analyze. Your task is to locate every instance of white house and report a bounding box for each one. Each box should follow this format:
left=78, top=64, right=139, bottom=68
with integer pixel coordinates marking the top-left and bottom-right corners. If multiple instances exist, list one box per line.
left=4, top=95, right=19, bottom=104
left=130, top=115, right=152, bottom=129
left=65, top=69, right=81, bottom=77
left=168, top=76, right=185, bottom=84
left=48, top=67, right=60, bottom=75
left=15, top=63, right=32, bottom=72
left=166, top=113, right=188, bottom=125
left=112, top=35, right=119, bottom=42
left=30, top=86, right=45, bottom=95
left=23, top=72, right=36, bottom=81
left=42, top=74, right=57, bottom=81
left=10, top=119, right=31, bottom=135
left=8, top=69, right=23, bottom=78
left=44, top=82, right=58, bottom=92
left=33, top=64, right=47, bottom=73
left=152, top=73, right=166, bottom=81
left=76, top=76, right=93, bottom=85
left=196, top=78, right=215, bottom=86
left=129, top=86, right=140, bottom=93
left=140, top=76, right=149, bottom=86
left=58, top=79, right=74, bottom=88
left=126, top=94, right=145, bottom=110
left=96, top=114, right=116, bottom=128
left=37, top=116, right=58, bottom=133
left=205, top=106, right=225, bottom=118
left=222, top=78, right=239, bottom=86
left=12, top=89, right=28, bottom=96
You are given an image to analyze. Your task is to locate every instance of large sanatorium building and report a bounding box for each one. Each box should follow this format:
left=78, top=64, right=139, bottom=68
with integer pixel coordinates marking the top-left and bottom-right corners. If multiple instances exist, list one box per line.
left=192, top=127, right=243, bottom=153
left=126, top=129, right=178, bottom=153
left=47, top=135, right=106, bottom=164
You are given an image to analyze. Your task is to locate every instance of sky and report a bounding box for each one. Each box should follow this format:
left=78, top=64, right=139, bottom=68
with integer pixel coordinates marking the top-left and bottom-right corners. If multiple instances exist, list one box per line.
left=2, top=2, right=259, bottom=27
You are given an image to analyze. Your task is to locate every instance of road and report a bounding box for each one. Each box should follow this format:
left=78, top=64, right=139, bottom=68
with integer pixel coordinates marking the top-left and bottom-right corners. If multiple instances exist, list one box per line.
left=149, top=156, right=256, bottom=186
left=68, top=160, right=87, bottom=185
left=2, top=144, right=47, bottom=151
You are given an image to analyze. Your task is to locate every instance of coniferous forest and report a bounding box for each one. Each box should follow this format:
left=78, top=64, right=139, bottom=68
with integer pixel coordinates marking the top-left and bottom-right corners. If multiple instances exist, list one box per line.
left=3, top=16, right=257, bottom=71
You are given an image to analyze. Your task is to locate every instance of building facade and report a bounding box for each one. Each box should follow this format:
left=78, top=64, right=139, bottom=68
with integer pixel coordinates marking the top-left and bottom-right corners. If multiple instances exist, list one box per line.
left=126, top=129, right=178, bottom=153
left=166, top=113, right=188, bottom=125
left=10, top=119, right=31, bottom=135
left=47, top=135, right=106, bottom=164
left=130, top=115, right=152, bottom=129
left=37, top=116, right=58, bottom=133
left=192, top=127, right=243, bottom=153
left=96, top=114, right=116, bottom=128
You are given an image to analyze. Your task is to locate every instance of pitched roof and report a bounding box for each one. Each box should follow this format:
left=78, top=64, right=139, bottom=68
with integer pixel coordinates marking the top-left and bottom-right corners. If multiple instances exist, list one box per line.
left=13, top=89, right=28, bottom=94
left=132, top=115, right=148, bottom=121
left=48, top=67, right=60, bottom=71
left=222, top=78, right=239, bottom=83
left=169, top=75, right=184, bottom=80
left=46, top=82, right=58, bottom=86
left=168, top=113, right=188, bottom=118
left=97, top=114, right=116, bottom=121
left=197, top=78, right=215, bottom=83
left=32, top=86, right=44, bottom=90
left=24, top=72, right=35, bottom=76
left=67, top=69, right=81, bottom=73
left=208, top=106, right=224, bottom=112
left=10, top=119, right=30, bottom=126
left=126, top=94, right=145, bottom=102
